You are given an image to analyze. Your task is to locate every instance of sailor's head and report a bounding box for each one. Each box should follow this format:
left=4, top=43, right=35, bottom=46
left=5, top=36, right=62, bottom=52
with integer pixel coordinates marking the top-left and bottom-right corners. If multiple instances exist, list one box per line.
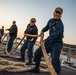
left=53, top=7, right=63, bottom=20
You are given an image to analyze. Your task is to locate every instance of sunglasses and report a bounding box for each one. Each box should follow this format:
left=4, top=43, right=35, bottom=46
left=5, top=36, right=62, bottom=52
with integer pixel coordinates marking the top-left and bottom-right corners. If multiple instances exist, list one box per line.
left=55, top=11, right=61, bottom=15
left=31, top=21, right=35, bottom=23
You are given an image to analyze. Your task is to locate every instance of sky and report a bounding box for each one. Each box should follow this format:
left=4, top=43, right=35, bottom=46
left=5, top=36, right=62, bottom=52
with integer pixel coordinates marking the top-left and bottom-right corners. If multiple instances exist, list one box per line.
left=0, top=0, right=76, bottom=45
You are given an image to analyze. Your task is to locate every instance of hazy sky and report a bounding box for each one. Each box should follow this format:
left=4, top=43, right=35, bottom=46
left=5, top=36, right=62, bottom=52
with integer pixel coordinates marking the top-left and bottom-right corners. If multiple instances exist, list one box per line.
left=0, top=0, right=76, bottom=45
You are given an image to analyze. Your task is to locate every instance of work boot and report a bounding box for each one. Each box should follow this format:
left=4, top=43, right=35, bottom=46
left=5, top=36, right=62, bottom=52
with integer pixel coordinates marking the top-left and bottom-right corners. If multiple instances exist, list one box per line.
left=27, top=62, right=40, bottom=73
left=18, top=58, right=25, bottom=62
left=18, top=56, right=25, bottom=62
left=27, top=67, right=40, bottom=73
left=26, top=58, right=33, bottom=65
left=56, top=71, right=60, bottom=75
left=57, top=72, right=60, bottom=75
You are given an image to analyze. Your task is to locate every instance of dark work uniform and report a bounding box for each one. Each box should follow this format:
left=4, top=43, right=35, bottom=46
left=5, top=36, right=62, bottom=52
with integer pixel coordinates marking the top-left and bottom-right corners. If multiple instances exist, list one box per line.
left=7, top=25, right=18, bottom=51
left=0, top=29, right=4, bottom=43
left=20, top=24, right=38, bottom=60
left=34, top=18, right=64, bottom=73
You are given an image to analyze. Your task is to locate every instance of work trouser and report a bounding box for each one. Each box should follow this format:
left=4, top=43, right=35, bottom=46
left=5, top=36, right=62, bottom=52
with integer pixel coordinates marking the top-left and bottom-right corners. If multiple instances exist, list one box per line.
left=20, top=40, right=36, bottom=59
left=7, top=36, right=16, bottom=51
left=34, top=41, right=63, bottom=72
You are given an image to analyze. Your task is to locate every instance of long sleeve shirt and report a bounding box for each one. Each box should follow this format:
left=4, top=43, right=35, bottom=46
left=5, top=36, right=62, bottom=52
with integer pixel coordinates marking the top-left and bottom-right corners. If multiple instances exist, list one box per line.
left=25, top=24, right=38, bottom=40
left=42, top=18, right=64, bottom=44
left=0, top=29, right=4, bottom=36
left=7, top=25, right=18, bottom=37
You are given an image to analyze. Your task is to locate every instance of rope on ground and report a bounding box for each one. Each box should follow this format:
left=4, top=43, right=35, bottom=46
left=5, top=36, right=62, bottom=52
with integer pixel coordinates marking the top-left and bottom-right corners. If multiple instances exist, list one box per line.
left=0, top=57, right=49, bottom=72
left=0, top=33, right=25, bottom=58
left=0, top=33, right=57, bottom=75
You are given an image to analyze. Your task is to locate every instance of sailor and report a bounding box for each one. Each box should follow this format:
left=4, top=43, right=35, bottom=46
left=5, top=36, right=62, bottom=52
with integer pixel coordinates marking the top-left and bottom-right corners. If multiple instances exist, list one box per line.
left=0, top=26, right=4, bottom=43
left=6, top=21, right=18, bottom=52
left=28, top=7, right=64, bottom=75
left=18, top=18, right=38, bottom=65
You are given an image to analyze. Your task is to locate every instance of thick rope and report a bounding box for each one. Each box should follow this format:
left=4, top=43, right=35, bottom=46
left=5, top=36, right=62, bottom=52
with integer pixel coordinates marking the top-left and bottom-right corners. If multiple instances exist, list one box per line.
left=4, top=34, right=40, bottom=55
left=1, top=33, right=9, bottom=43
left=0, top=33, right=56, bottom=75
left=40, top=34, right=57, bottom=75
left=0, top=57, right=49, bottom=72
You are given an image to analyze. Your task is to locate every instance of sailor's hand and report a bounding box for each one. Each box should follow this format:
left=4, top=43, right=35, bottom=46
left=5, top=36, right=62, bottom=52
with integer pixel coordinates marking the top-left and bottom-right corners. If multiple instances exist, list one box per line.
left=40, top=31, right=44, bottom=36
left=29, top=38, right=34, bottom=41
left=24, top=33, right=26, bottom=36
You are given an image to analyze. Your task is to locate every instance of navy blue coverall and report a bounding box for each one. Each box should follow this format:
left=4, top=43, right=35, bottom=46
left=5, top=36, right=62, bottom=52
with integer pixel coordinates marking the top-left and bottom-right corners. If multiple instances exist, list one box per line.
left=20, top=24, right=38, bottom=60
left=7, top=25, right=18, bottom=51
left=34, top=18, right=64, bottom=72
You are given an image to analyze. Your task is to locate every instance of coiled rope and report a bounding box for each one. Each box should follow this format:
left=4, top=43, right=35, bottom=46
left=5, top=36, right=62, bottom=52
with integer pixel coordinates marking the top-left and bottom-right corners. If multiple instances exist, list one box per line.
left=0, top=33, right=57, bottom=75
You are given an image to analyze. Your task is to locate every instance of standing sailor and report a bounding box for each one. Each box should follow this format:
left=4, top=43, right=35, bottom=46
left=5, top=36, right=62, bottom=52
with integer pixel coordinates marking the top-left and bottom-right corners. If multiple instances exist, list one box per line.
left=28, top=7, right=64, bottom=75
left=18, top=18, right=38, bottom=65
left=6, top=21, right=18, bottom=52
left=0, top=26, right=4, bottom=43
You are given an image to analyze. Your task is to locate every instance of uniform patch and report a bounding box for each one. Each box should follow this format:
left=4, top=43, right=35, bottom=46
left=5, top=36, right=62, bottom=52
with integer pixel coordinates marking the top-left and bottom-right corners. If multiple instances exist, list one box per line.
left=52, top=26, right=55, bottom=31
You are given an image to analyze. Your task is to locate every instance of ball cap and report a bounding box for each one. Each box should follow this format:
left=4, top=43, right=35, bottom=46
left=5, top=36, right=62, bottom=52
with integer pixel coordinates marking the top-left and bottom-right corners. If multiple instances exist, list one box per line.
left=55, top=7, right=63, bottom=14
left=2, top=26, right=4, bottom=28
left=13, top=21, right=16, bottom=23
left=30, top=18, right=36, bottom=23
